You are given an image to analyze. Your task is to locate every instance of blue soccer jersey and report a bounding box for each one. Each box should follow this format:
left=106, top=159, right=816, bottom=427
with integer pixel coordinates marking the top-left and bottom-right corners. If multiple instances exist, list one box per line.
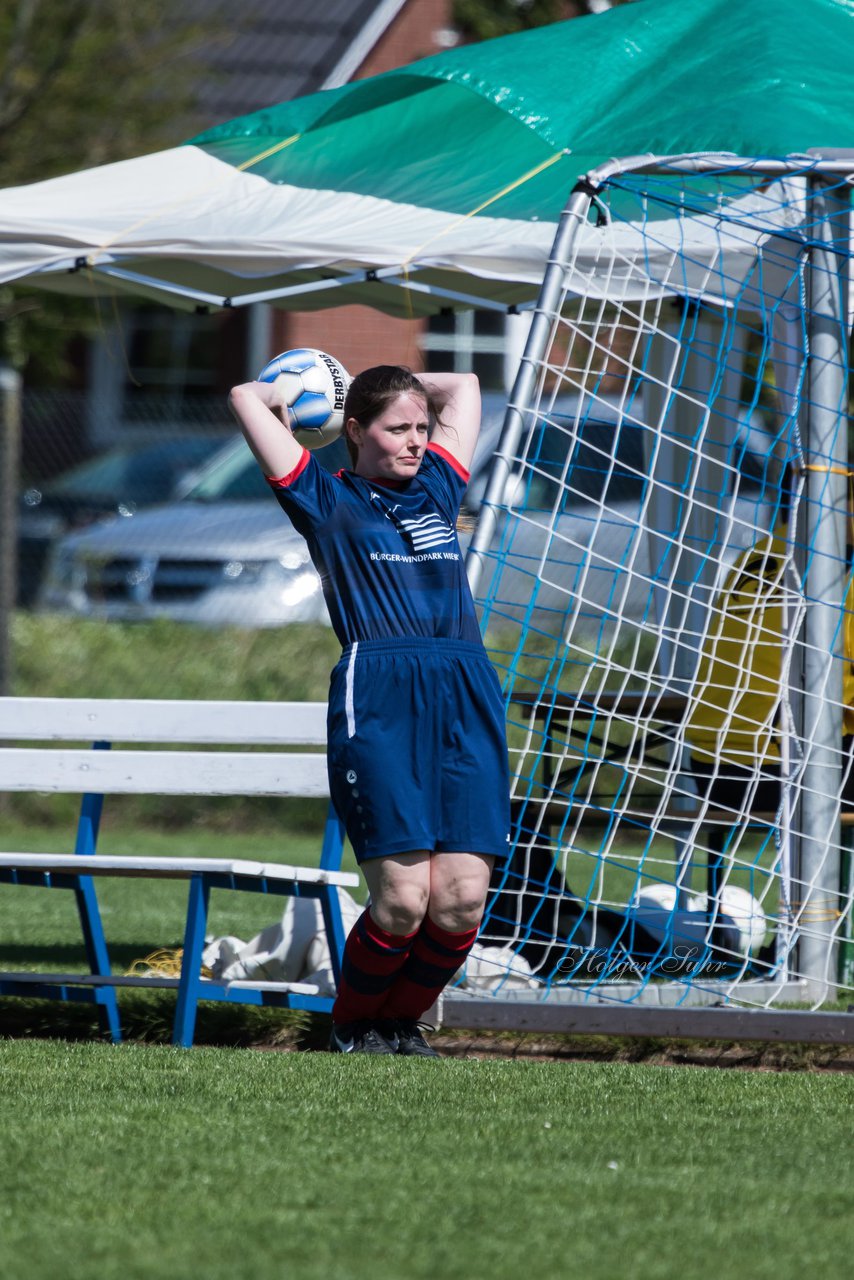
left=267, top=442, right=481, bottom=646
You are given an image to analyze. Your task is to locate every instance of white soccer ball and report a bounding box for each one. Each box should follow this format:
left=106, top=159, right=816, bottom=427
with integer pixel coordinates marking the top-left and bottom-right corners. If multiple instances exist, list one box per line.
left=632, top=882, right=680, bottom=912
left=257, top=347, right=350, bottom=448
left=632, top=882, right=767, bottom=955
left=461, top=943, right=538, bottom=993
left=689, top=886, right=769, bottom=957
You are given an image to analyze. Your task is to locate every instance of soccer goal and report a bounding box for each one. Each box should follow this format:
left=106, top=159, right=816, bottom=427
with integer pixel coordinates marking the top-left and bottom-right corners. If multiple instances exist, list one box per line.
left=460, top=153, right=854, bottom=1031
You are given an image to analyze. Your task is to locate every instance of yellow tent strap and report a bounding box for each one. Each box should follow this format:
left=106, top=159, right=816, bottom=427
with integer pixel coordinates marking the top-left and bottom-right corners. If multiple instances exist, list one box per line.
left=790, top=897, right=843, bottom=923
left=799, top=463, right=852, bottom=479
left=235, top=133, right=301, bottom=171
left=397, top=148, right=569, bottom=347
left=87, top=135, right=564, bottom=331
left=400, top=149, right=567, bottom=270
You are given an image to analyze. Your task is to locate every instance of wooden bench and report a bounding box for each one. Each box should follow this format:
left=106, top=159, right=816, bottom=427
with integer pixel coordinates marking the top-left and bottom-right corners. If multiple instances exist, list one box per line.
left=0, top=697, right=360, bottom=1047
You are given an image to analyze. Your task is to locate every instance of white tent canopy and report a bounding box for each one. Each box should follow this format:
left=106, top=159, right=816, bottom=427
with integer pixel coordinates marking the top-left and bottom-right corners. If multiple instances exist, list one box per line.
left=0, top=143, right=812, bottom=318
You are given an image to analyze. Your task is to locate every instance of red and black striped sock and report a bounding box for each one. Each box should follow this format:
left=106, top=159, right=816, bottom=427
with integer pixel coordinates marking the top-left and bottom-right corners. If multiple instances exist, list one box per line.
left=379, top=916, right=479, bottom=1021
left=331, top=908, right=418, bottom=1026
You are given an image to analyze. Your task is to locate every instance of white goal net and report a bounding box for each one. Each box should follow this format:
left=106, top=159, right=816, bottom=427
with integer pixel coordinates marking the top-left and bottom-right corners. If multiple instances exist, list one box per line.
left=468, top=156, right=854, bottom=1012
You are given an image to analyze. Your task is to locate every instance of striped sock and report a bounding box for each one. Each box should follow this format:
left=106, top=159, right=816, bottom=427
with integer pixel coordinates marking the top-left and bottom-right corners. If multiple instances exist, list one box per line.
left=379, top=916, right=479, bottom=1021
left=331, top=908, right=418, bottom=1025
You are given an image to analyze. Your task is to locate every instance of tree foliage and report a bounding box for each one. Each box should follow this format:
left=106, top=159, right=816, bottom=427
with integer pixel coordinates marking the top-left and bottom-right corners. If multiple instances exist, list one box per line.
left=452, top=0, right=636, bottom=43
left=453, top=0, right=573, bottom=42
left=0, top=0, right=225, bottom=185
left=0, top=0, right=229, bottom=375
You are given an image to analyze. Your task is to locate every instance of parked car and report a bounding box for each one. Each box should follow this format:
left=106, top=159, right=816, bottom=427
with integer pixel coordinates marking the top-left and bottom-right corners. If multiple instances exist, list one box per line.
left=40, top=435, right=347, bottom=627
left=39, top=418, right=513, bottom=628
left=40, top=413, right=776, bottom=630
left=471, top=408, right=778, bottom=631
left=18, top=434, right=229, bottom=605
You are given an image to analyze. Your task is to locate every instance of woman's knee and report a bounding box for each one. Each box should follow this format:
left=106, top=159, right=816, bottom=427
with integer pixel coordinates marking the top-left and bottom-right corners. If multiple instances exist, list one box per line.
left=363, top=854, right=431, bottom=935
left=428, top=853, right=493, bottom=933
left=370, top=885, right=429, bottom=935
left=430, top=896, right=486, bottom=933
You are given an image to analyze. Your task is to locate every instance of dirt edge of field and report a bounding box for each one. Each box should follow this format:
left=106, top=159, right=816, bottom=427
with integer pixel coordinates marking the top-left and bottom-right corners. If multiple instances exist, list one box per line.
left=262, top=1022, right=854, bottom=1072
left=4, top=1001, right=854, bottom=1070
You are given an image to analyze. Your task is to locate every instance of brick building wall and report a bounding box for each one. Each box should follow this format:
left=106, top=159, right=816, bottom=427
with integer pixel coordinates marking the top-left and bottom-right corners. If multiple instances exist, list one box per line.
left=272, top=0, right=454, bottom=376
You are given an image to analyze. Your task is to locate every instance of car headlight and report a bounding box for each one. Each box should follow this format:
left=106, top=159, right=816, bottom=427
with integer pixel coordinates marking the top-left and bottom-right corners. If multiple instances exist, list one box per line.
left=219, top=547, right=311, bottom=585
left=279, top=571, right=321, bottom=607
left=212, top=551, right=321, bottom=612
left=278, top=546, right=311, bottom=572
left=264, top=552, right=322, bottom=608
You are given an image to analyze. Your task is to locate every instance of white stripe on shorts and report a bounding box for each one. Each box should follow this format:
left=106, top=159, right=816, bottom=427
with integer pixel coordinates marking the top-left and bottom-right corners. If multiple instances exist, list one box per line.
left=345, top=642, right=358, bottom=738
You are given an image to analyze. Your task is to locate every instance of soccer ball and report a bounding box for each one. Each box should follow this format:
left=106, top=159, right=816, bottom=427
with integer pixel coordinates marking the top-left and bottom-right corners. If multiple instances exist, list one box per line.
left=257, top=348, right=350, bottom=449
left=633, top=882, right=680, bottom=912
left=689, top=886, right=768, bottom=956
left=633, top=882, right=767, bottom=955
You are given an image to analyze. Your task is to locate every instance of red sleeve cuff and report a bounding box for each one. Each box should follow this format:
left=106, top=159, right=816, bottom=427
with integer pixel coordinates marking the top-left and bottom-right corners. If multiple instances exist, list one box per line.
left=265, top=449, right=310, bottom=488
left=427, top=441, right=470, bottom=482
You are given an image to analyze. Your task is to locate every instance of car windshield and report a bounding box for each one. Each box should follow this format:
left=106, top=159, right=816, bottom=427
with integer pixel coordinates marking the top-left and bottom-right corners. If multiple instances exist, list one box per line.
left=42, top=437, right=225, bottom=505
left=184, top=436, right=351, bottom=502
left=522, top=414, right=774, bottom=513
left=522, top=417, right=646, bottom=512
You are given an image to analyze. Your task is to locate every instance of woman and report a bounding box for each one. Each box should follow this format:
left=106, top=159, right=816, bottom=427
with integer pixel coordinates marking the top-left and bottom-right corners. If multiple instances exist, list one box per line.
left=229, top=363, right=510, bottom=1057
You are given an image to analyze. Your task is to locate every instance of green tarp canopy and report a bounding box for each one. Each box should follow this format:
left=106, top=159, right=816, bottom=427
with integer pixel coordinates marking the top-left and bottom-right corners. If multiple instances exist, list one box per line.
left=192, top=0, right=854, bottom=221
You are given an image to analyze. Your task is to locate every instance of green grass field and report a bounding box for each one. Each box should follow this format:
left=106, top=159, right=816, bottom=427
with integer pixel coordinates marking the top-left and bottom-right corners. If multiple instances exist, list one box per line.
left=3, top=616, right=852, bottom=1280
left=1, top=1041, right=851, bottom=1280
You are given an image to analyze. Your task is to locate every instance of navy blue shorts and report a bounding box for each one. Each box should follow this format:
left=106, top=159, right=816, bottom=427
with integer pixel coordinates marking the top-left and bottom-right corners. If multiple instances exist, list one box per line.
left=327, top=637, right=511, bottom=864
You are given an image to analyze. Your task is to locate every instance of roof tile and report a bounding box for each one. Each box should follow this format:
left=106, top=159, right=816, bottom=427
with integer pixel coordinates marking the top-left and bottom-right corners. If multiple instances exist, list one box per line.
left=186, top=0, right=397, bottom=130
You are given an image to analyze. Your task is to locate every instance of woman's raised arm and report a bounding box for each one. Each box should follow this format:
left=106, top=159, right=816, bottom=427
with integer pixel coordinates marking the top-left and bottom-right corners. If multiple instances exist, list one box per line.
left=228, top=380, right=305, bottom=479
left=416, top=372, right=482, bottom=472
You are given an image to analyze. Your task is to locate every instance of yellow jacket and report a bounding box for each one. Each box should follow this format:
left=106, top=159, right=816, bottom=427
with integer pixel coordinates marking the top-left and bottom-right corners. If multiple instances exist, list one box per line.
left=686, top=535, right=854, bottom=766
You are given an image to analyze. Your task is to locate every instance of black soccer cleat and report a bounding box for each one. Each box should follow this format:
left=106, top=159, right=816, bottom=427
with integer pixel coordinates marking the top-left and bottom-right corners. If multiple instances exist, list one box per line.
left=328, top=1020, right=398, bottom=1055
left=390, top=1020, right=441, bottom=1058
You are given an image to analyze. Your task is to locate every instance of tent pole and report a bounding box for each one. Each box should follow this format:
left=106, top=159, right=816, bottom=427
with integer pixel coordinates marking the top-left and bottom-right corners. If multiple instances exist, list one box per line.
left=466, top=184, right=592, bottom=595
left=0, top=363, right=21, bottom=695
left=797, top=173, right=850, bottom=1001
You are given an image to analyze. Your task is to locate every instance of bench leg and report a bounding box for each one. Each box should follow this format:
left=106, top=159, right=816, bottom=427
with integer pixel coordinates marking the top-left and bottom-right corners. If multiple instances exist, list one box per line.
left=318, top=803, right=348, bottom=992
left=74, top=876, right=121, bottom=1044
left=319, top=885, right=347, bottom=990
left=173, top=875, right=210, bottom=1049
left=319, top=803, right=346, bottom=871
left=73, top=769, right=121, bottom=1043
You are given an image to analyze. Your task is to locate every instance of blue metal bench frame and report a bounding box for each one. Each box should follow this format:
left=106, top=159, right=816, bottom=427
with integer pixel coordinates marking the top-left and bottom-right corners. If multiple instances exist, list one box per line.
left=0, top=738, right=349, bottom=1047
